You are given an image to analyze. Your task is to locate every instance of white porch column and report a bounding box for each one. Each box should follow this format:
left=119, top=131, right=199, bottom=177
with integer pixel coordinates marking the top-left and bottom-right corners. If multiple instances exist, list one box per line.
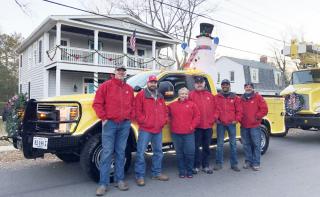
left=93, top=72, right=98, bottom=92
left=152, top=40, right=156, bottom=70
left=56, top=23, right=61, bottom=61
left=43, top=69, right=49, bottom=98
left=56, top=67, right=61, bottom=96
left=123, top=35, right=127, bottom=67
left=94, top=30, right=99, bottom=65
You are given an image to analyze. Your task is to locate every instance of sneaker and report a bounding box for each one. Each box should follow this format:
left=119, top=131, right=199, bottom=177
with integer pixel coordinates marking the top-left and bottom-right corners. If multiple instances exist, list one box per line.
left=252, top=166, right=260, bottom=171
left=179, top=174, right=186, bottom=178
left=213, top=164, right=222, bottom=171
left=96, top=185, right=107, bottom=196
left=152, top=174, right=169, bottom=181
left=136, top=178, right=145, bottom=186
left=192, top=168, right=200, bottom=174
left=243, top=162, right=251, bottom=169
left=231, top=165, right=241, bottom=172
left=187, top=175, right=193, bottom=178
left=117, top=181, right=129, bottom=191
left=202, top=167, right=213, bottom=174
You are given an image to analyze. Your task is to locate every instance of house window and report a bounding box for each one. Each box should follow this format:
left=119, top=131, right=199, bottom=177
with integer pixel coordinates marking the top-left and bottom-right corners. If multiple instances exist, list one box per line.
left=83, top=78, right=108, bottom=94
left=88, top=40, right=103, bottom=50
left=127, top=47, right=135, bottom=55
left=250, top=68, right=259, bottom=83
left=20, top=55, right=22, bottom=67
left=274, top=71, right=282, bottom=86
left=217, top=72, right=221, bottom=84
left=38, top=40, right=42, bottom=63
left=60, top=40, right=68, bottom=47
left=230, top=71, right=235, bottom=82
left=33, top=43, right=37, bottom=65
left=137, top=49, right=145, bottom=56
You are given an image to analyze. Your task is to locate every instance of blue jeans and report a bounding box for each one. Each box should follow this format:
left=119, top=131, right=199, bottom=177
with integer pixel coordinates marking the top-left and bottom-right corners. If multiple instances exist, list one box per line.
left=135, top=130, right=163, bottom=179
left=216, top=123, right=238, bottom=167
left=171, top=133, right=195, bottom=176
left=99, top=120, right=131, bottom=186
left=241, top=127, right=261, bottom=167
left=194, top=128, right=213, bottom=168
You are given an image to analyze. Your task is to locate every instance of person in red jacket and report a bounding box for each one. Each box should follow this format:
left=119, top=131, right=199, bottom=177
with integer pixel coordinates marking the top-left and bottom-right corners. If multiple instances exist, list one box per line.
left=214, top=79, right=242, bottom=172
left=189, top=76, right=218, bottom=174
left=92, top=65, right=134, bottom=196
left=168, top=87, right=200, bottom=178
left=240, top=83, right=268, bottom=171
left=134, top=75, right=169, bottom=186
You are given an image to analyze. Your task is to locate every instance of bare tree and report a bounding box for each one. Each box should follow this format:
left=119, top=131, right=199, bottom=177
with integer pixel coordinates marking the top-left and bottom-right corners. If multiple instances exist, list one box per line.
left=79, top=0, right=117, bottom=15
left=118, top=0, right=216, bottom=69
left=273, top=46, right=290, bottom=85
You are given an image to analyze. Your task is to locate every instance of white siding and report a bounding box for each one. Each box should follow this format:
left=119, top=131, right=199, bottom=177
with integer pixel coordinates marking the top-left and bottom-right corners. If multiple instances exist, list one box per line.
left=48, top=70, right=56, bottom=97
left=215, top=57, right=246, bottom=94
left=60, top=71, right=93, bottom=95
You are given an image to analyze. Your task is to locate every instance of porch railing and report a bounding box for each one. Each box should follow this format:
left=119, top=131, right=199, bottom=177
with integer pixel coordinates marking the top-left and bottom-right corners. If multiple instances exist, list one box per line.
left=54, top=46, right=157, bottom=70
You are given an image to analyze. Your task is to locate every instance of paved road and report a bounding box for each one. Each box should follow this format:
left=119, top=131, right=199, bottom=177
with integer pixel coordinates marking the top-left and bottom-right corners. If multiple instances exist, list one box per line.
left=0, top=129, right=320, bottom=197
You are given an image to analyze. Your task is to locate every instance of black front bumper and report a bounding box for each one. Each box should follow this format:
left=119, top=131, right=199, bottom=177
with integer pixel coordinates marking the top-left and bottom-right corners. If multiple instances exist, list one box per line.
left=285, top=114, right=320, bottom=128
left=13, top=99, right=82, bottom=159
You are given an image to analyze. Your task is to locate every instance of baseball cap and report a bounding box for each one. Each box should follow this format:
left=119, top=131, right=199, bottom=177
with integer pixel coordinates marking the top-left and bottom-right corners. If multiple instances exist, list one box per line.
left=115, top=65, right=127, bottom=71
left=148, top=75, right=158, bottom=82
left=244, top=82, right=254, bottom=88
left=221, top=79, right=230, bottom=85
left=194, top=76, right=205, bottom=83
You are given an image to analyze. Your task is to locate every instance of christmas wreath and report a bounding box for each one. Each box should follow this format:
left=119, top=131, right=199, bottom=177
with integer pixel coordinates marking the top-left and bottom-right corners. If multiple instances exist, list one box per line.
left=285, top=93, right=305, bottom=116
left=3, top=93, right=28, bottom=137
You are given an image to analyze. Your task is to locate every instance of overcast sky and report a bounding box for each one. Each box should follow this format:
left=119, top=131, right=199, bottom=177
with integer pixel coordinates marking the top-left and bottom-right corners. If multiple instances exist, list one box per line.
left=1, top=0, right=319, bottom=62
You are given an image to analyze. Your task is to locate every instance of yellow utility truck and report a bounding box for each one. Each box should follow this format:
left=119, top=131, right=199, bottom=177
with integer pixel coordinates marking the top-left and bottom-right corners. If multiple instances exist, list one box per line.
left=280, top=68, right=320, bottom=135
left=13, top=70, right=286, bottom=182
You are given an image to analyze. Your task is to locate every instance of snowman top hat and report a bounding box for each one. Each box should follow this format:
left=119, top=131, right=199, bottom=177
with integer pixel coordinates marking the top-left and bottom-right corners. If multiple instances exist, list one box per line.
left=196, top=23, right=214, bottom=39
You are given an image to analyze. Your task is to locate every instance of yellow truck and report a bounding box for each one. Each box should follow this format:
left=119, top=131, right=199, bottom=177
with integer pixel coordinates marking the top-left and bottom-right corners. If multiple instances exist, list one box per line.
left=13, top=70, right=286, bottom=182
left=280, top=68, right=320, bottom=135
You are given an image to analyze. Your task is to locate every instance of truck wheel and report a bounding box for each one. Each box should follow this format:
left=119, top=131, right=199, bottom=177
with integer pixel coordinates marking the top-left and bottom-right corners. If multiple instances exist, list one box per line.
left=301, top=126, right=311, bottom=130
left=56, top=153, right=80, bottom=163
left=80, top=134, right=132, bottom=183
left=260, top=125, right=269, bottom=155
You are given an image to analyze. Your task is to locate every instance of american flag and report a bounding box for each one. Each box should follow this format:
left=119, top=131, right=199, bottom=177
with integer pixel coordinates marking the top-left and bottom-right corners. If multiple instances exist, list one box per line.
left=129, top=30, right=136, bottom=52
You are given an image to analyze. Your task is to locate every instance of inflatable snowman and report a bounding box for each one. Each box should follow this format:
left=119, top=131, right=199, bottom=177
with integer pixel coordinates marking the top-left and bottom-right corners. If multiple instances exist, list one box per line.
left=181, top=23, right=219, bottom=78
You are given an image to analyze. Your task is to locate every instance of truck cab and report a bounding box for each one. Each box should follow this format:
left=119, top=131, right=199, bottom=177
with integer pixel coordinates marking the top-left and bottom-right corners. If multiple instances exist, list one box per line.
left=280, top=68, right=320, bottom=132
left=14, top=70, right=286, bottom=182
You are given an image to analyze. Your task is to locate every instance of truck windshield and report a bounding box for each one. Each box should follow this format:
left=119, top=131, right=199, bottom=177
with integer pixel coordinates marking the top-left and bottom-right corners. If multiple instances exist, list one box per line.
left=292, top=69, right=320, bottom=84
left=127, top=72, right=160, bottom=88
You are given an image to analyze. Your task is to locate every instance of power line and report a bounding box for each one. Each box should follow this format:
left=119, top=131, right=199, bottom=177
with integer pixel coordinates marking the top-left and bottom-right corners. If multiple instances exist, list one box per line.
left=154, top=0, right=288, bottom=44
left=42, top=0, right=287, bottom=61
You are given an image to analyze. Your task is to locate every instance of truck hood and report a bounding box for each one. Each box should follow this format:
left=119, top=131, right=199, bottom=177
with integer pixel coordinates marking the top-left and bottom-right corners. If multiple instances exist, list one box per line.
left=280, top=83, right=320, bottom=96
left=43, top=94, right=95, bottom=104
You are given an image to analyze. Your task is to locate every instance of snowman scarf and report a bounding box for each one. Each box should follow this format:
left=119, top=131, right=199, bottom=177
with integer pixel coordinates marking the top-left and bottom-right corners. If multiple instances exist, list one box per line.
left=184, top=45, right=211, bottom=68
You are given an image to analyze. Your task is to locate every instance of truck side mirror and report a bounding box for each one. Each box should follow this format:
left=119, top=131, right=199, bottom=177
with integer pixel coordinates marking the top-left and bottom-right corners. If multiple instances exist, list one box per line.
left=158, top=81, right=175, bottom=100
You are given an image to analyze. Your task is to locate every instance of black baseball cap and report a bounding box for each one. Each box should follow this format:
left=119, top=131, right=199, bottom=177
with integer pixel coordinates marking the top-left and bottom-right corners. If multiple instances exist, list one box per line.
left=244, top=82, right=254, bottom=88
left=221, top=79, right=230, bottom=85
left=115, top=65, right=127, bottom=71
left=194, top=76, right=205, bottom=83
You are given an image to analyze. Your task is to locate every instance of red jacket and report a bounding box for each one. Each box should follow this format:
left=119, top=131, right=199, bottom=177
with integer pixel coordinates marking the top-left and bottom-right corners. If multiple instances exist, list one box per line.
left=135, top=89, right=168, bottom=133
left=189, top=90, right=218, bottom=129
left=216, top=92, right=243, bottom=125
left=92, top=78, right=134, bottom=122
left=240, top=92, right=268, bottom=128
left=168, top=99, right=200, bottom=134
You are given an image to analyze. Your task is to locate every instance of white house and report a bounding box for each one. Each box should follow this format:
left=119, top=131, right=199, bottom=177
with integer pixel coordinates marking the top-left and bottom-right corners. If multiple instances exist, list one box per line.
left=17, top=15, right=179, bottom=99
left=214, top=56, right=284, bottom=95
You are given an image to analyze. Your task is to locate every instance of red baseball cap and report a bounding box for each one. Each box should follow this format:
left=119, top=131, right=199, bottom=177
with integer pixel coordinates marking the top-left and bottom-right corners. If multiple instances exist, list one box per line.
left=148, top=75, right=158, bottom=82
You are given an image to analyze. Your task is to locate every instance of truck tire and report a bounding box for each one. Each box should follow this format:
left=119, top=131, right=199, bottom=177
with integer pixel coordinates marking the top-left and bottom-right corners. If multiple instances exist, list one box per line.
left=80, top=133, right=132, bottom=183
left=56, top=153, right=80, bottom=163
left=260, top=125, right=269, bottom=155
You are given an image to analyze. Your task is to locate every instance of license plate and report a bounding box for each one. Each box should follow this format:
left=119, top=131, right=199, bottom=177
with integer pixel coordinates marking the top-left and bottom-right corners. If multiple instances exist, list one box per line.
left=32, top=137, right=48, bottom=149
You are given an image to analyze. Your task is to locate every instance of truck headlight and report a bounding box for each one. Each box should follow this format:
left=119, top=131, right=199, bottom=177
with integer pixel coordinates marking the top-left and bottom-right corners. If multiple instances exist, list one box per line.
left=314, top=103, right=320, bottom=113
left=55, top=106, right=79, bottom=133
